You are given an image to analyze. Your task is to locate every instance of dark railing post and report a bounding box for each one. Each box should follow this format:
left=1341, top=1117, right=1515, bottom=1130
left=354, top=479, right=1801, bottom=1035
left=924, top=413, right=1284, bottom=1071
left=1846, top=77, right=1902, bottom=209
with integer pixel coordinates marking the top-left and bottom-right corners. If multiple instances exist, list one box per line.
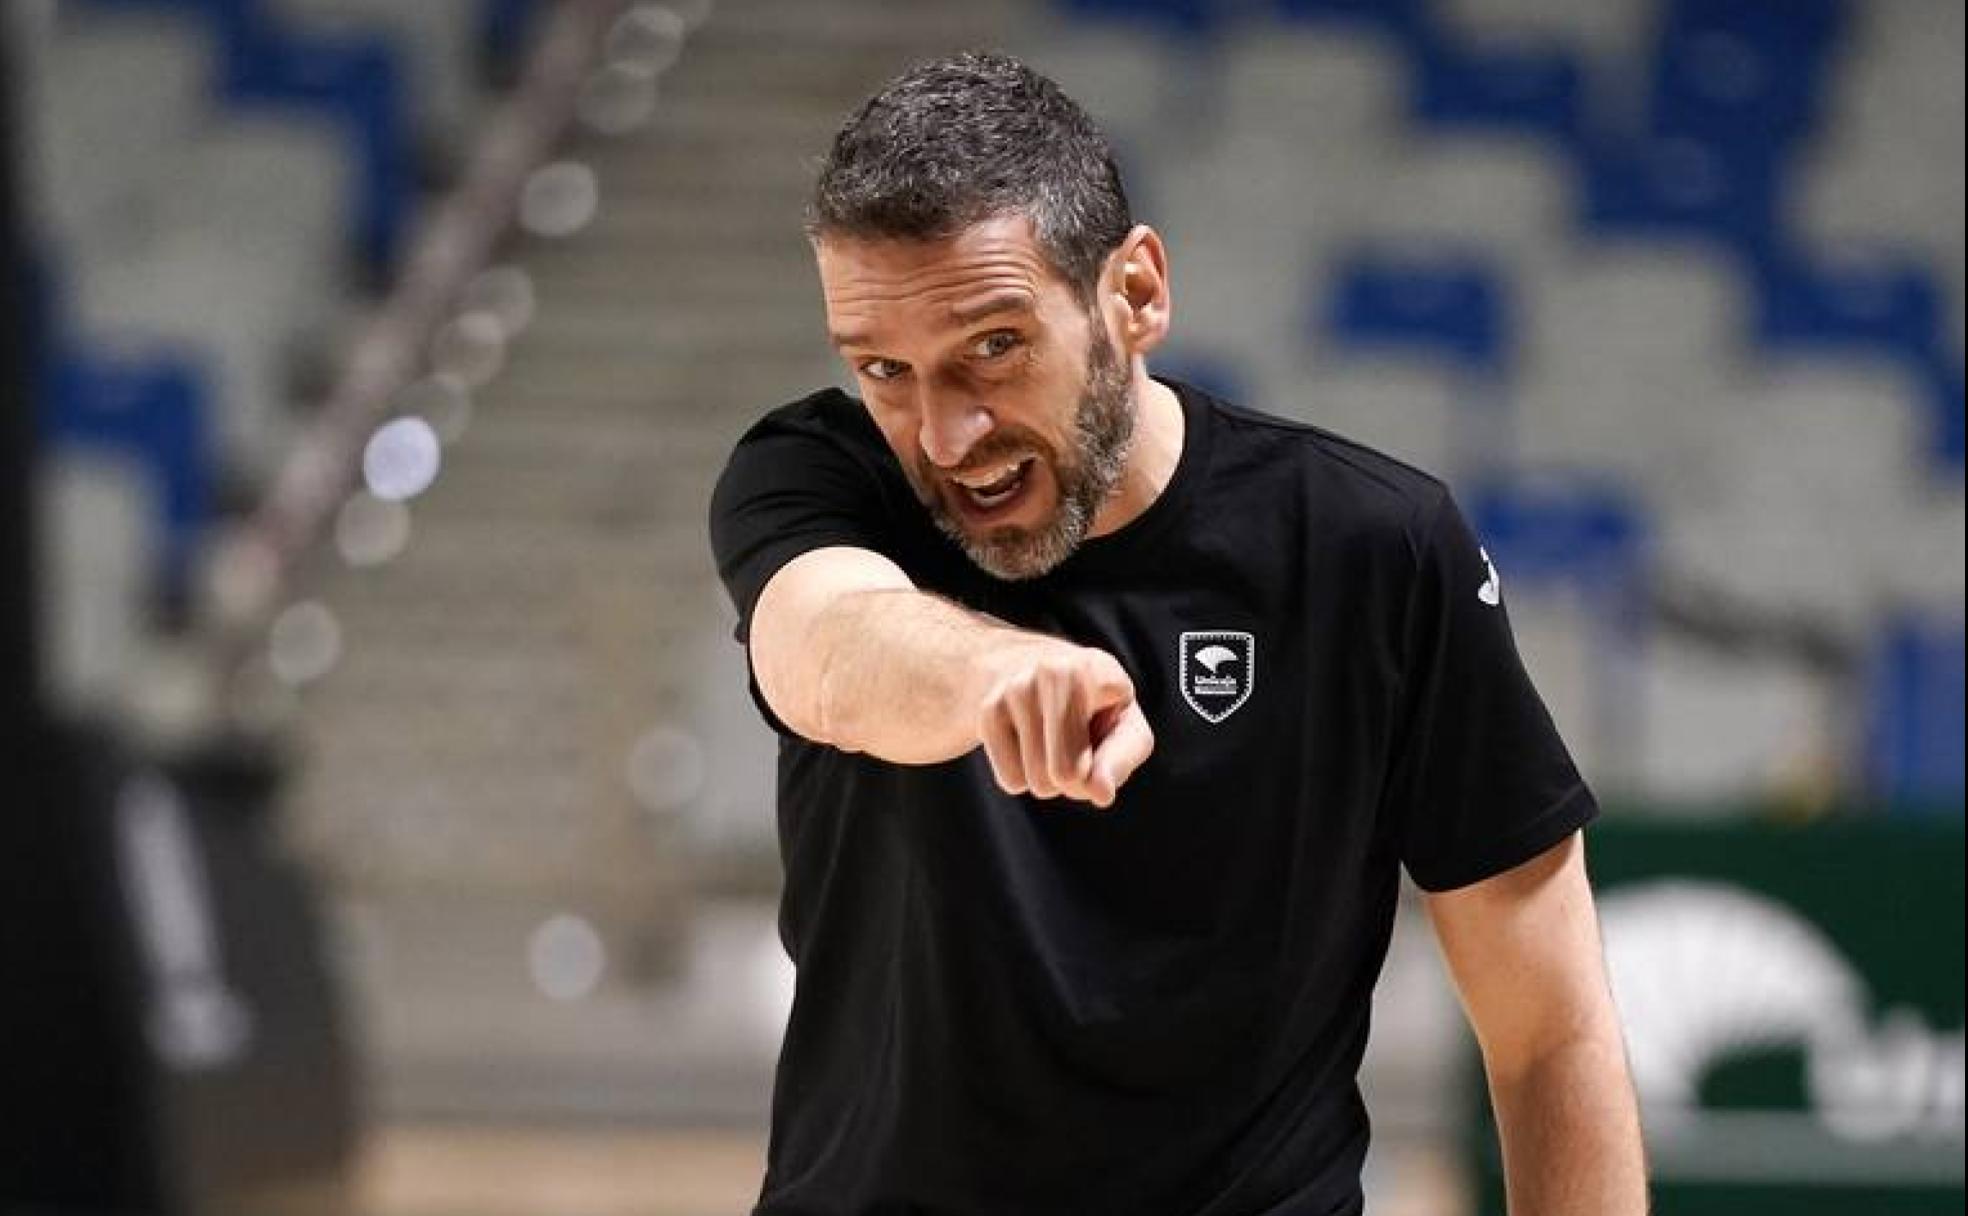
left=0, top=0, right=39, bottom=740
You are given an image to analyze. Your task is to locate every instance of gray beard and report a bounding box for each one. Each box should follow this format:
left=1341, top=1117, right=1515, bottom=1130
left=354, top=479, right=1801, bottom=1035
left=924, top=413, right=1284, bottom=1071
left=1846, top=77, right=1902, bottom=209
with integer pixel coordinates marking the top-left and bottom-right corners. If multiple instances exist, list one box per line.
left=927, top=326, right=1136, bottom=581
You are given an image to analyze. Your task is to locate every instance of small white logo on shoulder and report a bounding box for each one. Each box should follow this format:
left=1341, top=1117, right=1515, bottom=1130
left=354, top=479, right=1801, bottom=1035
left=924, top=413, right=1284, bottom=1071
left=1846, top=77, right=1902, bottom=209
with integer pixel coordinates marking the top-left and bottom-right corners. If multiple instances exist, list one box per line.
left=1179, top=631, right=1255, bottom=724
left=1478, top=547, right=1503, bottom=607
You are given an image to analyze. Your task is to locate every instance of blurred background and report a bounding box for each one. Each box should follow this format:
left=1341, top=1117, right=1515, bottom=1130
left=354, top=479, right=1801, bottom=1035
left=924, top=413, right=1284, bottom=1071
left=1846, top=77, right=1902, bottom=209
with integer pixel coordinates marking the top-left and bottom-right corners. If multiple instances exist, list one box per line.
left=0, top=0, right=1960, bottom=1213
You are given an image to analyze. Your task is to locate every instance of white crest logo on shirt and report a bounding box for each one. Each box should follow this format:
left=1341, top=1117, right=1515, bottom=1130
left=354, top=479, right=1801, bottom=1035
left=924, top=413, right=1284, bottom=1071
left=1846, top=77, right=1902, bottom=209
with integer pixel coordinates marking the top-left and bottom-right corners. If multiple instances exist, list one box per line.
left=1179, top=631, right=1255, bottom=724
left=1478, top=547, right=1503, bottom=607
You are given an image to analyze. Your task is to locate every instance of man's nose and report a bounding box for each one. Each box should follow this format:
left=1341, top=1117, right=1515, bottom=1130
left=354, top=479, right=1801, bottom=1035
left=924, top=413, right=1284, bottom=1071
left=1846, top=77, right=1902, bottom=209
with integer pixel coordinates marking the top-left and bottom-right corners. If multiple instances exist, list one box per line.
left=917, top=392, right=994, bottom=470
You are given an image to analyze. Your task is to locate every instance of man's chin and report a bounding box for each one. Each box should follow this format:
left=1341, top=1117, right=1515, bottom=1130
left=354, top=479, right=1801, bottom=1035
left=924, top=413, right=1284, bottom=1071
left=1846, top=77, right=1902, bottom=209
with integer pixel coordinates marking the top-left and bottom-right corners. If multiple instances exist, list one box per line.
left=963, top=536, right=1065, bottom=581
left=919, top=461, right=1090, bottom=579
left=947, top=508, right=1089, bottom=581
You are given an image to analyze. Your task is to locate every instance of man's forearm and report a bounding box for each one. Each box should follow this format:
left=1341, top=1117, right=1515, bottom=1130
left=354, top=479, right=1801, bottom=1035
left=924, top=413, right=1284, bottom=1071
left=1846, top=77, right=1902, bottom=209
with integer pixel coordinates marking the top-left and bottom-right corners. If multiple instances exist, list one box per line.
left=1491, top=1033, right=1649, bottom=1215
left=805, top=588, right=1041, bottom=764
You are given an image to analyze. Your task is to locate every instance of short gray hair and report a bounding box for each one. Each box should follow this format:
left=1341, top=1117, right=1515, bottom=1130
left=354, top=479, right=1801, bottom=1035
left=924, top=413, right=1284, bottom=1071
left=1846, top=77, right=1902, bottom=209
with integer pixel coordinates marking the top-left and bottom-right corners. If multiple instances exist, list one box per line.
left=807, top=51, right=1134, bottom=304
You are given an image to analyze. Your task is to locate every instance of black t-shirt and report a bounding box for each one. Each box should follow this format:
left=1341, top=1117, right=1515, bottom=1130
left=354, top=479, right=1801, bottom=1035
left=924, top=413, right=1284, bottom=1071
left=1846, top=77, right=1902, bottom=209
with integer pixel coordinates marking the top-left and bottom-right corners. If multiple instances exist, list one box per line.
left=708, top=378, right=1596, bottom=1216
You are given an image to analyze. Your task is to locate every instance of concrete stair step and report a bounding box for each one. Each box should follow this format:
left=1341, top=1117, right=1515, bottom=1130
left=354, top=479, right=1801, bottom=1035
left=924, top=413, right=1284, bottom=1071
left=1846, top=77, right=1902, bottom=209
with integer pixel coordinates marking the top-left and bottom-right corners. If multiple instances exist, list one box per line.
left=290, top=0, right=1027, bottom=1124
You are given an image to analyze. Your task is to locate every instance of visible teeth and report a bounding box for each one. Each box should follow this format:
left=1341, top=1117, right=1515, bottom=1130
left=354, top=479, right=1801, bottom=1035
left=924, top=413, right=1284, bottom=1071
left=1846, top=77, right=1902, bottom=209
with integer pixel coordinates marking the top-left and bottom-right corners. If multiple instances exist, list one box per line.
left=954, top=459, right=1027, bottom=491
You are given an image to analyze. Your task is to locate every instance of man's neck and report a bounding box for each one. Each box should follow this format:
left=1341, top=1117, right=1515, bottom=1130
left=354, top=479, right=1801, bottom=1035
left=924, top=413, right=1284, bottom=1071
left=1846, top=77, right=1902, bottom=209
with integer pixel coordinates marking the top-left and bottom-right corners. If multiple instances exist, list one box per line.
left=1090, top=373, right=1184, bottom=539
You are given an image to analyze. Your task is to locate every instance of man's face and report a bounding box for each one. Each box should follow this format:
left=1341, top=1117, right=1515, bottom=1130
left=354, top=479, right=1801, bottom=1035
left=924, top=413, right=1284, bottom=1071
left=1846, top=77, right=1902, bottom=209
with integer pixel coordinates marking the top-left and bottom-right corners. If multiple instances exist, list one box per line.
left=817, top=214, right=1136, bottom=581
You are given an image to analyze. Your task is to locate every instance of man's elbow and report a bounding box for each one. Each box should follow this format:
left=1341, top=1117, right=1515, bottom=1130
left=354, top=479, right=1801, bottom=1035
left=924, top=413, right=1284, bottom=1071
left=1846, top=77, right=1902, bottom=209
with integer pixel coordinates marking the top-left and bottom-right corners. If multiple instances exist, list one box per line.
left=1489, top=1023, right=1633, bottom=1095
left=749, top=634, right=832, bottom=748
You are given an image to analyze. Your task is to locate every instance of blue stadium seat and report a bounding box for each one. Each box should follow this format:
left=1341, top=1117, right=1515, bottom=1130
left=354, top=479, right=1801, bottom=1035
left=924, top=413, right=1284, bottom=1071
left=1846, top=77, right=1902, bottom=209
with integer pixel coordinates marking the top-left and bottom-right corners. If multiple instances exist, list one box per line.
left=1057, top=0, right=1224, bottom=37
left=1321, top=254, right=1511, bottom=375
left=1412, top=38, right=1583, bottom=143
left=1578, top=136, right=1777, bottom=257
left=1649, top=0, right=1843, bottom=152
left=1469, top=477, right=1648, bottom=594
left=1657, top=0, right=1848, bottom=66
left=1866, top=618, right=1967, bottom=810
left=1924, top=356, right=1966, bottom=471
left=1754, top=255, right=1944, bottom=363
left=42, top=350, right=215, bottom=589
left=225, top=31, right=410, bottom=271
left=1274, top=0, right=1426, bottom=43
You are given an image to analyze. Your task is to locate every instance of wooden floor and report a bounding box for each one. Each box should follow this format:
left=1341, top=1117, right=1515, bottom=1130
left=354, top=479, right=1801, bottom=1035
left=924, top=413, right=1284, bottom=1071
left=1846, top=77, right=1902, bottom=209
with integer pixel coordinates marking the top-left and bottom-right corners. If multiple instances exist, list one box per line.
left=358, top=1126, right=767, bottom=1216
left=356, top=1125, right=1468, bottom=1216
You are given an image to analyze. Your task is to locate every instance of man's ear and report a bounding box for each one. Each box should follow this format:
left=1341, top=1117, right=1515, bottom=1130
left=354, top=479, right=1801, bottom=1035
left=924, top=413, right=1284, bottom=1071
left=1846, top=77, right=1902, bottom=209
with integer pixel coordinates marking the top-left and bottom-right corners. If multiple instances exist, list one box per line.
left=1106, top=224, right=1172, bottom=357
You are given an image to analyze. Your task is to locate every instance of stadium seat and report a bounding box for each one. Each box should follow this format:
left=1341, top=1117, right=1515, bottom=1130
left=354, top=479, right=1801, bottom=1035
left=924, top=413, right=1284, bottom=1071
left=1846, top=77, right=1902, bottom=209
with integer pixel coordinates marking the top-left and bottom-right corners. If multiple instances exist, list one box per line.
left=1320, top=252, right=1512, bottom=375
left=1148, top=130, right=1370, bottom=252
left=1866, top=474, right=1966, bottom=615
left=1218, top=22, right=1402, bottom=146
left=222, top=31, right=411, bottom=271
left=82, top=0, right=413, bottom=269
left=1659, top=363, right=1926, bottom=632
left=38, top=454, right=155, bottom=712
left=1656, top=0, right=1848, bottom=68
left=163, top=111, right=356, bottom=310
left=1056, top=0, right=1222, bottom=38
left=1648, top=16, right=1833, bottom=152
left=1515, top=251, right=1742, bottom=495
left=1348, top=138, right=1574, bottom=264
left=1412, top=37, right=1584, bottom=143
left=70, top=226, right=317, bottom=481
left=1921, top=355, right=1966, bottom=470
left=28, top=9, right=213, bottom=243
left=1637, top=637, right=1835, bottom=802
left=1469, top=474, right=1647, bottom=591
left=1754, top=253, right=1944, bottom=364
left=41, top=350, right=214, bottom=590
left=1578, top=135, right=1778, bottom=258
left=268, top=0, right=485, bottom=149
left=1274, top=0, right=1426, bottom=45
left=1866, top=619, right=1968, bottom=808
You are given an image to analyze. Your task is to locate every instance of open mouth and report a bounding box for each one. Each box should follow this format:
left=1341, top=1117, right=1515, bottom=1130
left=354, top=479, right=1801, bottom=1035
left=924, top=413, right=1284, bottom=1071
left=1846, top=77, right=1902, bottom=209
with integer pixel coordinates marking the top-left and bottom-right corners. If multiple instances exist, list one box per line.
left=950, top=456, right=1037, bottom=518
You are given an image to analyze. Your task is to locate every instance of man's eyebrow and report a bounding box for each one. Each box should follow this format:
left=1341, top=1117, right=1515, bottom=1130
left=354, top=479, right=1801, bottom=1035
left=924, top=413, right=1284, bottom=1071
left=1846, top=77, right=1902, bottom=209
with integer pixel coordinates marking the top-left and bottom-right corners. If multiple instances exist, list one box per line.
left=950, top=292, right=1035, bottom=325
left=828, top=292, right=1035, bottom=350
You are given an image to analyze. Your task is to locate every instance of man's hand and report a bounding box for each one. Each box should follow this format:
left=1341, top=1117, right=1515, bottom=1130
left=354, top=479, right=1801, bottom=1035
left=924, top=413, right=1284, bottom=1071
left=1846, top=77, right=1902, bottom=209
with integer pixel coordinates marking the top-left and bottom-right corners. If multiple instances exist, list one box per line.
left=975, top=642, right=1155, bottom=809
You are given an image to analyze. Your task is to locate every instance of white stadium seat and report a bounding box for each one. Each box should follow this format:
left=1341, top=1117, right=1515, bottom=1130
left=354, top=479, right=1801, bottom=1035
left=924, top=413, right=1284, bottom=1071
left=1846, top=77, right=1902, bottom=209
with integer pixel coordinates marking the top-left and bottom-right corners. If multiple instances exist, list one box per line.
left=1348, top=136, right=1576, bottom=265
left=39, top=452, right=154, bottom=715
left=1515, top=251, right=1745, bottom=493
left=1659, top=362, right=1931, bottom=633
left=1218, top=23, right=1404, bottom=148
left=1637, top=637, right=1837, bottom=804
left=28, top=10, right=213, bottom=241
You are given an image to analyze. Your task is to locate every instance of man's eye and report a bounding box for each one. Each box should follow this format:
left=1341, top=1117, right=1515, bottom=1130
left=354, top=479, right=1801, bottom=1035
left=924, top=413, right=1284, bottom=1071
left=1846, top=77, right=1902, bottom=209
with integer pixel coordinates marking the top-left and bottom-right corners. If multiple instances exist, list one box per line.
left=860, top=359, right=907, bottom=382
left=972, top=332, right=1021, bottom=360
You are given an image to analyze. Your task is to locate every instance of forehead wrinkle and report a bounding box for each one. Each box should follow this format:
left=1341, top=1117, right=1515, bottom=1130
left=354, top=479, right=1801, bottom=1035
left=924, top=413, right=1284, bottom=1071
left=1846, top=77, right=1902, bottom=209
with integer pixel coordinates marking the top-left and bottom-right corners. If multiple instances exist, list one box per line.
left=825, top=255, right=1047, bottom=307
left=825, top=263, right=1052, bottom=350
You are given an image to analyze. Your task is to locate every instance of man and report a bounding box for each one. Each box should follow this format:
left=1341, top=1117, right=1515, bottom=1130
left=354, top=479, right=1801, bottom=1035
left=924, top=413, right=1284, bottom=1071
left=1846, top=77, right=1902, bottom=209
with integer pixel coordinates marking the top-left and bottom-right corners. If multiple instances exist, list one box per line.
left=709, top=51, right=1647, bottom=1216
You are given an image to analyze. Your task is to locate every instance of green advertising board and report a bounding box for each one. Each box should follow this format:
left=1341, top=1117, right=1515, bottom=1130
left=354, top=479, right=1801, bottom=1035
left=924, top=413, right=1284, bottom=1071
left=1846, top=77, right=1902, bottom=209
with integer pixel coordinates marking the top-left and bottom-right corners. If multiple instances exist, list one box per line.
left=1470, top=816, right=1965, bottom=1216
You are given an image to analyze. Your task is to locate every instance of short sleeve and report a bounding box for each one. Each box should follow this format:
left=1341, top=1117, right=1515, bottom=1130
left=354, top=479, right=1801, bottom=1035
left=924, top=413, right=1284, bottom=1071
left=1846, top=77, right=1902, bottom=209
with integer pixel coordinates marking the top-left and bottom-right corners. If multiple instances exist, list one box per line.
left=707, top=405, right=897, bottom=735
left=1385, top=490, right=1598, bottom=892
